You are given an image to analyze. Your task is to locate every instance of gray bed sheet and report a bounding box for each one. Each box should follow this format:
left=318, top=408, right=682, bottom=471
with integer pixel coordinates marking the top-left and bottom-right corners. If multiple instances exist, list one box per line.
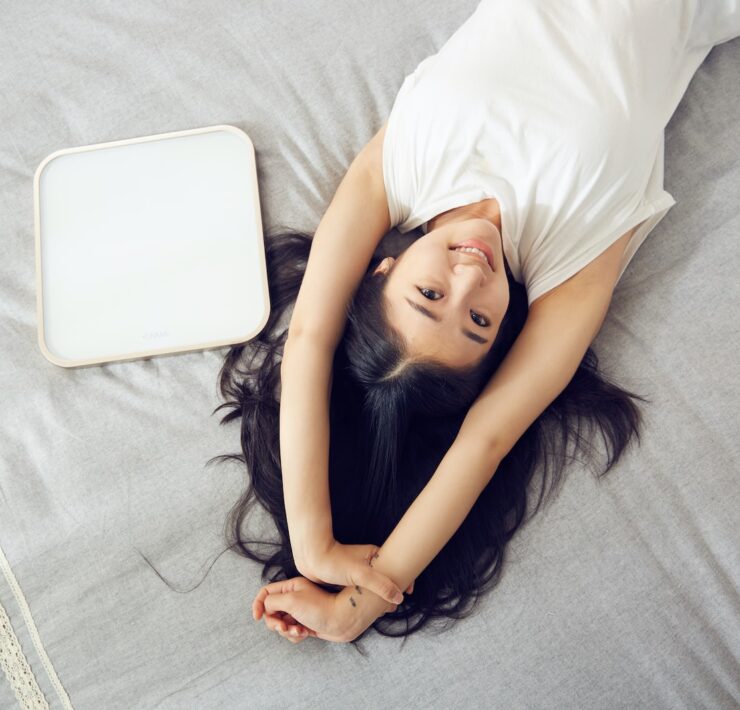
left=1, top=2, right=738, bottom=708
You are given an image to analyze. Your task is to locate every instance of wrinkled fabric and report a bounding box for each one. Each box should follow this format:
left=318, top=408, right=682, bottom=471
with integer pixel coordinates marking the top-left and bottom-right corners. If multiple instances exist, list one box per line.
left=383, top=0, right=740, bottom=305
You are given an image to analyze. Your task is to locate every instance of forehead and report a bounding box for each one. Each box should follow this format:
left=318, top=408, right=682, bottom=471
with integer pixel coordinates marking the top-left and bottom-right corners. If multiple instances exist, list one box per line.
left=384, top=289, right=484, bottom=369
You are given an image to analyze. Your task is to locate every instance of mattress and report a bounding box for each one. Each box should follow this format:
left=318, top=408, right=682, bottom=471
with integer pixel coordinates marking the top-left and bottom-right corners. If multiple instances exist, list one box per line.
left=0, top=2, right=738, bottom=708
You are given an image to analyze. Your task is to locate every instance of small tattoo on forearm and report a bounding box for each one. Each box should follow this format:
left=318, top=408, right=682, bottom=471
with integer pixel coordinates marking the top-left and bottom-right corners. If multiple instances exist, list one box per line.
left=349, top=596, right=357, bottom=607
left=354, top=585, right=363, bottom=594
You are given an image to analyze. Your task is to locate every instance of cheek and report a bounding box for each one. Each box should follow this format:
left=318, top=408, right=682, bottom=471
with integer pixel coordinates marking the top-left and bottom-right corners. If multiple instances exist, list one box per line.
left=495, top=282, right=510, bottom=319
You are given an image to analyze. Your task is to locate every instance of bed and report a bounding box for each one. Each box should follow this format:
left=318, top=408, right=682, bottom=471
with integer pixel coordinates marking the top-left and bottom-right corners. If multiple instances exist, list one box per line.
left=1, top=2, right=738, bottom=708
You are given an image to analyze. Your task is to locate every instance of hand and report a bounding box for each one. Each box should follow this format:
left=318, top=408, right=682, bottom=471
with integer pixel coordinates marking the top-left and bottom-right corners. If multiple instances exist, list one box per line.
left=252, top=576, right=367, bottom=644
left=297, top=540, right=414, bottom=605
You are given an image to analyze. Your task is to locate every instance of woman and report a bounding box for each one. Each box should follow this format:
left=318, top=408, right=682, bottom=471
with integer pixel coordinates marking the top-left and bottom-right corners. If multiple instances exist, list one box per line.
left=208, top=0, right=739, bottom=649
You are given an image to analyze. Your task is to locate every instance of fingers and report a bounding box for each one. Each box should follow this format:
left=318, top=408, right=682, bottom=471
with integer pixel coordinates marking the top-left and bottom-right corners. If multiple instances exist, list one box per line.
left=252, top=583, right=318, bottom=642
left=277, top=625, right=310, bottom=643
left=260, top=593, right=298, bottom=632
left=355, top=566, right=404, bottom=605
left=280, top=613, right=316, bottom=639
left=270, top=625, right=307, bottom=644
left=260, top=608, right=310, bottom=636
left=263, top=614, right=315, bottom=643
left=252, top=579, right=291, bottom=621
left=263, top=592, right=313, bottom=637
left=264, top=591, right=292, bottom=616
left=363, top=551, right=405, bottom=604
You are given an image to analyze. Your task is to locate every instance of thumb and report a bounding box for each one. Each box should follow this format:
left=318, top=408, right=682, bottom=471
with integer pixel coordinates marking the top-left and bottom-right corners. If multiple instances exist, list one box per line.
left=264, top=591, right=294, bottom=616
left=354, top=564, right=404, bottom=605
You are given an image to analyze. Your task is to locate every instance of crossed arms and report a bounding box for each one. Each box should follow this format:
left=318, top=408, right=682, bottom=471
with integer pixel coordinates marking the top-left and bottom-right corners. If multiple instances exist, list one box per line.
left=325, top=245, right=625, bottom=640
left=281, top=124, right=630, bottom=640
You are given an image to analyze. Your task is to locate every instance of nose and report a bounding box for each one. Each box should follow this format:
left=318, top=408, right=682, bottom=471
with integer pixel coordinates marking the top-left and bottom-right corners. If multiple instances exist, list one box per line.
left=452, top=261, right=487, bottom=291
left=448, top=261, right=486, bottom=314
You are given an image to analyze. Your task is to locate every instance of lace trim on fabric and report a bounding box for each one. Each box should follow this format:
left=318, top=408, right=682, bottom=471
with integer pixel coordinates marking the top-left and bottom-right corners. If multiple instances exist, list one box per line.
left=0, top=542, right=73, bottom=709
left=0, top=601, right=49, bottom=709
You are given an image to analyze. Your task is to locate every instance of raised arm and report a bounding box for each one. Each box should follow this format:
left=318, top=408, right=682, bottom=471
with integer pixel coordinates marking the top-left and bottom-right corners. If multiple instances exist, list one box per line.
left=281, top=124, right=391, bottom=566
left=331, top=231, right=634, bottom=641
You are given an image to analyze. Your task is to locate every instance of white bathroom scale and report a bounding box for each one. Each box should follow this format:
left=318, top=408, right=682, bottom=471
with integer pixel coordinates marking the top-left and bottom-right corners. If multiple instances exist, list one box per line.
left=33, top=124, right=270, bottom=368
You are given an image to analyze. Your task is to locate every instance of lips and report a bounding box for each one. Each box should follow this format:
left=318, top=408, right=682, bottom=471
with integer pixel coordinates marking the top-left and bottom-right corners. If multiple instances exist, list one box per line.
left=449, top=239, right=495, bottom=271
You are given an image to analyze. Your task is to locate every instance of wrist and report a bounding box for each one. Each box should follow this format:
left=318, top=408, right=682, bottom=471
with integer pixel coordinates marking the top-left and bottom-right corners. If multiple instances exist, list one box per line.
left=333, top=583, right=389, bottom=642
left=291, top=526, right=334, bottom=571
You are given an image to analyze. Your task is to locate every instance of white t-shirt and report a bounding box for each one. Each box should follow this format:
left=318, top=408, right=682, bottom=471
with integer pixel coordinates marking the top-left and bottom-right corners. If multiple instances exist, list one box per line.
left=382, top=0, right=739, bottom=306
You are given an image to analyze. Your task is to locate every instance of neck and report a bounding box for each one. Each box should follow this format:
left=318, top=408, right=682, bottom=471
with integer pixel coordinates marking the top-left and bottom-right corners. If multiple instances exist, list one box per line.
left=428, top=198, right=502, bottom=234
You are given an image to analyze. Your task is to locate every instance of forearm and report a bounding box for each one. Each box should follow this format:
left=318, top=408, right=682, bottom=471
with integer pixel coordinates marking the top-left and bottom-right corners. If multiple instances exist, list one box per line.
left=279, top=334, right=336, bottom=563
left=278, top=134, right=390, bottom=566
left=334, top=435, right=502, bottom=640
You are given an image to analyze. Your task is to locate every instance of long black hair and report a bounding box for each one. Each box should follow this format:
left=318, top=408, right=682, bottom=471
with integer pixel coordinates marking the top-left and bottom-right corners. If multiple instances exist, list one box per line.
left=138, top=227, right=648, bottom=655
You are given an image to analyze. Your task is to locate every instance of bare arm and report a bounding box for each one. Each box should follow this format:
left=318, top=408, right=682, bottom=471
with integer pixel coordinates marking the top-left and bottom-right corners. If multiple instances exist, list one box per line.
left=332, top=233, right=633, bottom=640
left=331, top=431, right=502, bottom=639
left=281, top=125, right=391, bottom=565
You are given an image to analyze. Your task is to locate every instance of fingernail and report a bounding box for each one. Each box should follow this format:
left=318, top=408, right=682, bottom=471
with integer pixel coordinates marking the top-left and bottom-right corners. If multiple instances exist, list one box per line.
left=393, top=593, right=404, bottom=604
left=291, top=628, right=298, bottom=636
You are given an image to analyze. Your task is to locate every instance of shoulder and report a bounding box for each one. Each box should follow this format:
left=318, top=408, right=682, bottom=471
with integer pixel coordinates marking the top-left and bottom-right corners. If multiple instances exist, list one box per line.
left=467, top=226, right=639, bottom=460
left=529, top=225, right=638, bottom=312
left=355, top=121, right=387, bottom=184
left=350, top=121, right=393, bottom=229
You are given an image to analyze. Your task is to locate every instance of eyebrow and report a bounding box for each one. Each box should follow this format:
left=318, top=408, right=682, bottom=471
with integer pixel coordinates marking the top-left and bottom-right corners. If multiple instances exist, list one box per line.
left=404, top=298, right=489, bottom=345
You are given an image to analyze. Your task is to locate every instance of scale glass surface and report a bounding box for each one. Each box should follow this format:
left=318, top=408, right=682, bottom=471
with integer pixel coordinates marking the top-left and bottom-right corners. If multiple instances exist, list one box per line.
left=33, top=124, right=269, bottom=368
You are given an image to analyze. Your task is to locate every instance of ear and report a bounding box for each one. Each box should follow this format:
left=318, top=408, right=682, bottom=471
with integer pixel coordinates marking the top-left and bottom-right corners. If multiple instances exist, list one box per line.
left=373, top=256, right=395, bottom=277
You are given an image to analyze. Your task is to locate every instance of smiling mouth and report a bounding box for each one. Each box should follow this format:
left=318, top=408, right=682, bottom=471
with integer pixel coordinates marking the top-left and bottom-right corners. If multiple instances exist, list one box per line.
left=449, top=240, right=495, bottom=271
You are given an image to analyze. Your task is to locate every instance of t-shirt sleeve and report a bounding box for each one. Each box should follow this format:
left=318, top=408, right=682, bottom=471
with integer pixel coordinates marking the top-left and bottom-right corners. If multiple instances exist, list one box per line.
left=523, top=194, right=676, bottom=307
left=685, top=0, right=740, bottom=51
left=382, top=54, right=440, bottom=233
left=382, top=78, right=414, bottom=231
left=522, top=132, right=677, bottom=307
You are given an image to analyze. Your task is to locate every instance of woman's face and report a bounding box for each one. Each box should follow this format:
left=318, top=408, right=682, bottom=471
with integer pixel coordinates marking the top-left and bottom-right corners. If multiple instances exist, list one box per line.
left=374, top=218, right=510, bottom=368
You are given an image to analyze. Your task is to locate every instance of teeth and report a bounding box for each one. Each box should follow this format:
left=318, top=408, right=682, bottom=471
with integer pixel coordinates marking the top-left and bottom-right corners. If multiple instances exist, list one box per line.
left=454, top=246, right=488, bottom=265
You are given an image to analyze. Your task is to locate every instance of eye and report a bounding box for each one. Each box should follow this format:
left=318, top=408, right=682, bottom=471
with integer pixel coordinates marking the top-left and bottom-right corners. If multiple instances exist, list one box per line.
left=419, top=287, right=441, bottom=300
left=418, top=288, right=490, bottom=327
left=471, top=312, right=488, bottom=327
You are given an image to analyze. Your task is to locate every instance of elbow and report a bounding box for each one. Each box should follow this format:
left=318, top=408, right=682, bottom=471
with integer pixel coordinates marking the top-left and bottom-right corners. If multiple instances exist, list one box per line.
left=283, top=327, right=335, bottom=356
left=487, top=436, right=510, bottom=464
left=459, top=419, right=506, bottom=465
left=459, top=400, right=514, bottom=464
